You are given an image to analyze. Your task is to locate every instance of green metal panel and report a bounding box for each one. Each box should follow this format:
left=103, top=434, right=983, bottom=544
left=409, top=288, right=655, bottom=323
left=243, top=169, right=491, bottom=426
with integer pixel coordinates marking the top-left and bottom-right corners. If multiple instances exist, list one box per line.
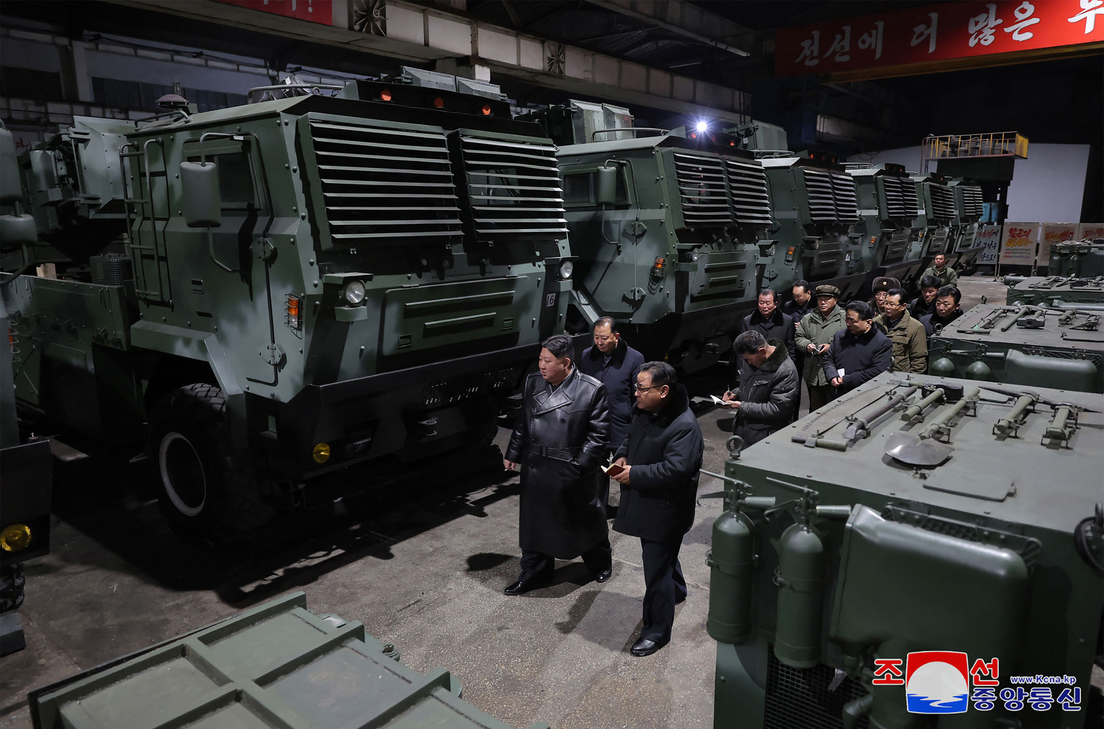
left=708, top=372, right=1103, bottom=729
left=1006, top=276, right=1104, bottom=307
left=1049, top=241, right=1104, bottom=278
left=31, top=592, right=549, bottom=729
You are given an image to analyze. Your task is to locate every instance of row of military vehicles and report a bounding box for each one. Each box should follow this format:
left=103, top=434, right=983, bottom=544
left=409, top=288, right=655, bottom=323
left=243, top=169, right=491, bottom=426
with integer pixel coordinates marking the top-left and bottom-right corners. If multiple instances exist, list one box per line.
left=0, top=67, right=997, bottom=535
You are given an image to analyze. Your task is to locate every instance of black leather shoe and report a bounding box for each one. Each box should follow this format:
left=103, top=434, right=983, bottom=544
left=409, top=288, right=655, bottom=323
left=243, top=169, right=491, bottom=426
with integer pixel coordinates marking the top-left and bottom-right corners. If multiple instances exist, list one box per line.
left=594, top=569, right=612, bottom=583
left=504, top=577, right=549, bottom=596
left=630, top=637, right=668, bottom=657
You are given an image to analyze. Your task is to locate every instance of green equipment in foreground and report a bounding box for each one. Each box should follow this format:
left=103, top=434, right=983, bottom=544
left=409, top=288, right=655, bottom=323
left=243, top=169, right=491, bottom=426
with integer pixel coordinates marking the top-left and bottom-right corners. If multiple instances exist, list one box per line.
left=1049, top=239, right=1104, bottom=278
left=846, top=163, right=924, bottom=299
left=29, top=591, right=549, bottom=729
left=551, top=101, right=772, bottom=371
left=706, top=371, right=1103, bottom=729
left=2, top=68, right=572, bottom=532
left=928, top=303, right=1103, bottom=393
left=1005, top=276, right=1104, bottom=307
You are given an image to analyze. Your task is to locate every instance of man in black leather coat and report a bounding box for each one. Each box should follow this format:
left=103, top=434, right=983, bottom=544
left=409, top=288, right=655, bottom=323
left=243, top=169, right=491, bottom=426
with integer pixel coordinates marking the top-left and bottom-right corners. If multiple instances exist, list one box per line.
left=610, top=362, right=704, bottom=657
left=503, top=334, right=613, bottom=595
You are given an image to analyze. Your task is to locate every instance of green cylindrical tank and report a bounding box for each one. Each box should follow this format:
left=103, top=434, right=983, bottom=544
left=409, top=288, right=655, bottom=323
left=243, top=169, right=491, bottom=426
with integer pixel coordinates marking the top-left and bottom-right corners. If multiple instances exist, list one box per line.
left=707, top=510, right=755, bottom=644
left=773, top=523, right=826, bottom=668
left=929, top=356, right=956, bottom=377
left=965, top=359, right=992, bottom=380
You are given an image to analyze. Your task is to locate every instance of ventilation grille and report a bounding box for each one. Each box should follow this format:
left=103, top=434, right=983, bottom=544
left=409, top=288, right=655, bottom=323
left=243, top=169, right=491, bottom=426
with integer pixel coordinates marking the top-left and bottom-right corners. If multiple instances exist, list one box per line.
left=829, top=170, right=860, bottom=222
left=802, top=169, right=838, bottom=223
left=309, top=120, right=463, bottom=246
left=723, top=157, right=772, bottom=226
left=927, top=183, right=956, bottom=220
left=959, top=185, right=983, bottom=218
left=881, top=176, right=919, bottom=220
left=674, top=152, right=734, bottom=227
left=459, top=133, right=567, bottom=242
left=764, top=648, right=871, bottom=729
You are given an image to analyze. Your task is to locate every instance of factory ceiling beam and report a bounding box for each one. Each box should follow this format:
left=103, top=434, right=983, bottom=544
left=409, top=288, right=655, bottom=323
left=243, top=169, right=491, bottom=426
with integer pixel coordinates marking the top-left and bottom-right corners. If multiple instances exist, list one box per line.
left=583, top=0, right=756, bottom=57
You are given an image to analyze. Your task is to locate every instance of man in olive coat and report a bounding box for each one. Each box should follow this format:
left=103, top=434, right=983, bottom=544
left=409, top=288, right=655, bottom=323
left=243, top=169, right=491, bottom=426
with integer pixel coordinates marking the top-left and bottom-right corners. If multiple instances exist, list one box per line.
left=875, top=288, right=928, bottom=374
left=610, top=362, right=704, bottom=657
left=503, top=334, right=613, bottom=595
left=794, top=284, right=846, bottom=413
left=920, top=252, right=959, bottom=288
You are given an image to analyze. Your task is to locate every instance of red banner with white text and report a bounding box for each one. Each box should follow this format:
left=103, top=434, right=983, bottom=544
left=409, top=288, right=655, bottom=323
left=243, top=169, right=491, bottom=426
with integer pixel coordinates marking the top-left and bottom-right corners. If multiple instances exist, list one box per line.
left=213, top=0, right=333, bottom=26
left=776, top=1, right=1104, bottom=77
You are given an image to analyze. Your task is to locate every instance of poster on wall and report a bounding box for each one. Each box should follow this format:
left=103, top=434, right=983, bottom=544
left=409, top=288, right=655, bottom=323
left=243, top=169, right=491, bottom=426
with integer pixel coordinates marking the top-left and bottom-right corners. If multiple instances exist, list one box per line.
left=1037, top=223, right=1079, bottom=266
left=999, top=222, right=1039, bottom=265
left=976, top=224, right=1002, bottom=265
left=1079, top=223, right=1104, bottom=241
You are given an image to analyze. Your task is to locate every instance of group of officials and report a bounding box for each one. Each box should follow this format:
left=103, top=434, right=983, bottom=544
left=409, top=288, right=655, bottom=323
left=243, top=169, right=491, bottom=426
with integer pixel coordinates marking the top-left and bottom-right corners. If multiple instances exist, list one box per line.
left=500, top=265, right=966, bottom=657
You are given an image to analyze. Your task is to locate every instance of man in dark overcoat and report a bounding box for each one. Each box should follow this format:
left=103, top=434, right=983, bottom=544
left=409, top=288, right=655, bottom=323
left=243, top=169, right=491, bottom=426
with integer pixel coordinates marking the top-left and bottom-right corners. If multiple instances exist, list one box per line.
left=578, top=316, right=644, bottom=513
left=503, top=334, right=613, bottom=595
left=824, top=301, right=893, bottom=396
left=610, top=362, right=704, bottom=657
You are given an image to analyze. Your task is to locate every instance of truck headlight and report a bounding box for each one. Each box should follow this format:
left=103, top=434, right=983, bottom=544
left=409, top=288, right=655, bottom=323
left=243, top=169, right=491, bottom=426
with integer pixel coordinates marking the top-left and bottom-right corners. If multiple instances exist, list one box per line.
left=559, top=261, right=573, bottom=280
left=343, top=280, right=366, bottom=305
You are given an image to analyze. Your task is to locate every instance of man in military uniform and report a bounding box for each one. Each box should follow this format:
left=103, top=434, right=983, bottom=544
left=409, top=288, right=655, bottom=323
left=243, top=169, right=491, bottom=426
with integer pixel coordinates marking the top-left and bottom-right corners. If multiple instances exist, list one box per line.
left=921, top=252, right=959, bottom=288
left=868, top=276, right=900, bottom=316
left=503, top=334, right=613, bottom=595
left=795, top=284, right=846, bottom=413
left=875, top=288, right=928, bottom=374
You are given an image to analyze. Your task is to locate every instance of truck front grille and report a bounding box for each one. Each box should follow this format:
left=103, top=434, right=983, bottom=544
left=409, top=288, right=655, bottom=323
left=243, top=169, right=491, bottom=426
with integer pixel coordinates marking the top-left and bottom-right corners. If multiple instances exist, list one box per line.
left=958, top=185, right=983, bottom=218
left=723, top=157, right=772, bottom=227
left=881, top=175, right=918, bottom=220
left=927, top=183, right=956, bottom=220
left=802, top=169, right=838, bottom=223
left=458, top=133, right=567, bottom=243
left=829, top=170, right=860, bottom=223
left=674, top=152, right=734, bottom=227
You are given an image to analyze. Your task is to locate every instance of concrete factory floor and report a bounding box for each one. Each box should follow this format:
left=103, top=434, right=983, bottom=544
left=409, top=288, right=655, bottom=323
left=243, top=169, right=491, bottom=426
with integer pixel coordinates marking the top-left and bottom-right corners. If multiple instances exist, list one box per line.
left=1, top=275, right=1096, bottom=729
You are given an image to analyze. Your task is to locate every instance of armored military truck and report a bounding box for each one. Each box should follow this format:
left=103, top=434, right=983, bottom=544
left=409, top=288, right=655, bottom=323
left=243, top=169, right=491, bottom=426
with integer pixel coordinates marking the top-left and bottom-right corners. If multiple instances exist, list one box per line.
left=908, top=172, right=956, bottom=270
left=946, top=179, right=985, bottom=272
left=845, top=163, right=923, bottom=298
left=1049, top=239, right=1104, bottom=278
left=928, top=303, right=1103, bottom=393
left=30, top=591, right=550, bottom=729
left=706, top=371, right=1103, bottom=729
left=757, top=154, right=865, bottom=302
left=546, top=101, right=772, bottom=371
left=1, top=68, right=573, bottom=532
left=1005, top=276, right=1104, bottom=307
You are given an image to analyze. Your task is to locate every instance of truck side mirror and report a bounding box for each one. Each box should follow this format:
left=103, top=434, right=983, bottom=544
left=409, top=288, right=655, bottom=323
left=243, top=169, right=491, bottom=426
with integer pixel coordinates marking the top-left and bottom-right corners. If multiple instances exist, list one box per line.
left=595, top=166, right=617, bottom=207
left=180, top=161, right=222, bottom=228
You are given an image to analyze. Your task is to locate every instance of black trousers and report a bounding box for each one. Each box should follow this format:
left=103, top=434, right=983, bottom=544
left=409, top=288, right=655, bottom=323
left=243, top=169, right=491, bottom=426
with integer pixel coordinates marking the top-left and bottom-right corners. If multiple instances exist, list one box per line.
left=520, top=538, right=612, bottom=582
left=640, top=538, right=687, bottom=643
left=807, top=383, right=836, bottom=413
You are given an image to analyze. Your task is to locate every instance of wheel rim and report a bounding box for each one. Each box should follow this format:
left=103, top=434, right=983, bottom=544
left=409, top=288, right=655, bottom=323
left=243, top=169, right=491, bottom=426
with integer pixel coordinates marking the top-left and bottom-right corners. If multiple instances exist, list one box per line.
left=159, top=432, right=207, bottom=517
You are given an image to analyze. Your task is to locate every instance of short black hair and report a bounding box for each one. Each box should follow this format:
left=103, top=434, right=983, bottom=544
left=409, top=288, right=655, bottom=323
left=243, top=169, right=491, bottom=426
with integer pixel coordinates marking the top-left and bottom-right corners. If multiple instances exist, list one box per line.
left=541, top=334, right=573, bottom=359
left=639, top=361, right=676, bottom=388
left=845, top=300, right=875, bottom=320
left=885, top=287, right=907, bottom=302
left=933, top=252, right=947, bottom=259
left=937, top=285, right=961, bottom=304
left=920, top=275, right=941, bottom=290
left=758, top=288, right=777, bottom=302
left=734, top=330, right=768, bottom=354
left=793, top=279, right=810, bottom=294
left=593, top=316, right=619, bottom=334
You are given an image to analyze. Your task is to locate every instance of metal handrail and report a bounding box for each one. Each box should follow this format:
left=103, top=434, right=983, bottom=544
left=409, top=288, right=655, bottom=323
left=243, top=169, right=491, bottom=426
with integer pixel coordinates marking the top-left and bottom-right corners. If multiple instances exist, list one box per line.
left=590, top=127, right=668, bottom=141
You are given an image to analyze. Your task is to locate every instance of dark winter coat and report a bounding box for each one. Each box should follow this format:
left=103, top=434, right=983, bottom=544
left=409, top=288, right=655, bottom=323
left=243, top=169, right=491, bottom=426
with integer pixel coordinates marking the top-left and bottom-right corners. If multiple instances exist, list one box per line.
left=736, top=308, right=796, bottom=381
left=732, top=341, right=799, bottom=446
left=823, top=326, right=893, bottom=394
left=910, top=296, right=936, bottom=319
left=578, top=339, right=645, bottom=454
left=505, top=369, right=610, bottom=558
left=612, top=385, right=703, bottom=544
left=920, top=308, right=964, bottom=337
left=781, top=298, right=814, bottom=379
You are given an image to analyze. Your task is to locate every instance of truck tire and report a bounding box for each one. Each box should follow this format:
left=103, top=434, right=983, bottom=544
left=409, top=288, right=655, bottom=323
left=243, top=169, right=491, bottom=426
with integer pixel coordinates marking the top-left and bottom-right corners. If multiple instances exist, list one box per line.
left=146, top=384, right=275, bottom=534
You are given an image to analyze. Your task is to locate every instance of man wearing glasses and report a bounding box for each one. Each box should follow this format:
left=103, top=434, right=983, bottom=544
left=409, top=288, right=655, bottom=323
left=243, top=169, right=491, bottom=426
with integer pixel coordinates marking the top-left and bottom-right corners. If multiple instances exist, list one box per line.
left=578, top=317, right=644, bottom=515
left=874, top=287, right=928, bottom=374
left=609, top=362, right=703, bottom=657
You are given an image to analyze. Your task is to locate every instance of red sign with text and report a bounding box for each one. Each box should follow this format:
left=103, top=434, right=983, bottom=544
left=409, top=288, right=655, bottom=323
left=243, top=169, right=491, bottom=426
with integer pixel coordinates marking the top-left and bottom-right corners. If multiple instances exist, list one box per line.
left=213, top=0, right=333, bottom=26
left=776, top=1, right=1104, bottom=76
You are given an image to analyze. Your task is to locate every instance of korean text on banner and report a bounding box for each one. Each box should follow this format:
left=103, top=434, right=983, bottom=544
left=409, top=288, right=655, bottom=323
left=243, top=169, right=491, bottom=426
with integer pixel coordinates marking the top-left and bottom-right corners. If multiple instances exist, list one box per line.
left=212, top=0, right=333, bottom=25
left=999, top=223, right=1040, bottom=264
left=1079, top=223, right=1104, bottom=240
left=1038, top=223, right=1079, bottom=266
left=977, top=224, right=1002, bottom=265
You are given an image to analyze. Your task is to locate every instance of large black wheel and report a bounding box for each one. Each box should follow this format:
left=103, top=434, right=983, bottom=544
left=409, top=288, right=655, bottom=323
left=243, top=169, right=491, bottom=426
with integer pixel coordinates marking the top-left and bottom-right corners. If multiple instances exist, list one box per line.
left=146, top=384, right=275, bottom=534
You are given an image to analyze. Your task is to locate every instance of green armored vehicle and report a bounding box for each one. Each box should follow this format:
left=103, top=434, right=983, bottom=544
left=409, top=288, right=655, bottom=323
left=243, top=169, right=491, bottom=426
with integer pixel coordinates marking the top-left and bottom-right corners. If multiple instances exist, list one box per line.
left=946, top=179, right=985, bottom=273
left=1049, top=239, right=1104, bottom=278
left=706, top=371, right=1103, bottom=729
left=758, top=154, right=866, bottom=302
left=2, top=68, right=573, bottom=532
left=908, top=172, right=956, bottom=271
left=547, top=101, right=771, bottom=371
left=928, top=303, right=1103, bottom=393
left=1005, top=276, right=1104, bottom=307
left=845, top=163, right=924, bottom=298
left=30, top=591, right=549, bottom=729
